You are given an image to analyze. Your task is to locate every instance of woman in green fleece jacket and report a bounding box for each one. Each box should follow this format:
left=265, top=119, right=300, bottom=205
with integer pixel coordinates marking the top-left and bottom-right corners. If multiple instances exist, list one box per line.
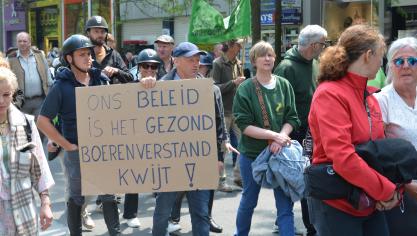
left=232, top=41, right=300, bottom=236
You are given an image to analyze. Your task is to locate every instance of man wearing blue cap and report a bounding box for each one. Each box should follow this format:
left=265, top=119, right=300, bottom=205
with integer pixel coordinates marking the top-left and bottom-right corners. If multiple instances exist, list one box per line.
left=152, top=42, right=238, bottom=236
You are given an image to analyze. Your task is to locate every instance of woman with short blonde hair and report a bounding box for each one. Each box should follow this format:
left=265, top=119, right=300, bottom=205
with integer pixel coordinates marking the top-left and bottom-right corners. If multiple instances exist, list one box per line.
left=233, top=41, right=300, bottom=236
left=0, top=67, right=54, bottom=235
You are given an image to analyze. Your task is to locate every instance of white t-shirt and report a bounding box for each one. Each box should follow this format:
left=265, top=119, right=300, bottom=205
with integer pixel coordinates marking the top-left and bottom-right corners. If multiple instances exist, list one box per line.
left=374, top=84, right=417, bottom=149
left=261, top=76, right=276, bottom=90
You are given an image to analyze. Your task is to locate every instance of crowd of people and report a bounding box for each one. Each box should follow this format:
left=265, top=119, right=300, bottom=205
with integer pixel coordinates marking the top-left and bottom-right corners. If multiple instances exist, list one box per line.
left=0, top=13, right=416, bottom=236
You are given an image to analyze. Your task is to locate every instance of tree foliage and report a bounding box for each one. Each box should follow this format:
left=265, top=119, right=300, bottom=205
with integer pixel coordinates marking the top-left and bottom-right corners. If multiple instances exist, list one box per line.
left=119, top=0, right=221, bottom=17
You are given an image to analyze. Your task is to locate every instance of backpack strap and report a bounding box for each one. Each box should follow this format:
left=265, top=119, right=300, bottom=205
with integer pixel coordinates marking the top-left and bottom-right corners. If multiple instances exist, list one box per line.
left=24, top=115, right=32, bottom=143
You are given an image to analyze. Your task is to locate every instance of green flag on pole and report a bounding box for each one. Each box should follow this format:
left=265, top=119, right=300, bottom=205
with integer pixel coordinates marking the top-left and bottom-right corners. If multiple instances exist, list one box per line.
left=188, top=0, right=251, bottom=44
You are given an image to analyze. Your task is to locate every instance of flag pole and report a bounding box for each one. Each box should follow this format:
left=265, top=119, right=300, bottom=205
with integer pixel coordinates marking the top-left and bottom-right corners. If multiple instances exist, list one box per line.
left=240, top=37, right=247, bottom=76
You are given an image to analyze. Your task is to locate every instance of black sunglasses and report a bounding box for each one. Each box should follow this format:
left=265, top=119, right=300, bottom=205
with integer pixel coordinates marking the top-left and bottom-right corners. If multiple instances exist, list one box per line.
left=140, top=63, right=158, bottom=70
left=393, top=57, right=417, bottom=68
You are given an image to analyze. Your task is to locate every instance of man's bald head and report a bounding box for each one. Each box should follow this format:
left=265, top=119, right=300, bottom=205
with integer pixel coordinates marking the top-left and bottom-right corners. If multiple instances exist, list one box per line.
left=16, top=32, right=32, bottom=54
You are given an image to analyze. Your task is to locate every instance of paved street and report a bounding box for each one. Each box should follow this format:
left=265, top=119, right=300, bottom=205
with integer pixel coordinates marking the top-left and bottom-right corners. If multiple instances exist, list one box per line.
left=41, top=152, right=306, bottom=236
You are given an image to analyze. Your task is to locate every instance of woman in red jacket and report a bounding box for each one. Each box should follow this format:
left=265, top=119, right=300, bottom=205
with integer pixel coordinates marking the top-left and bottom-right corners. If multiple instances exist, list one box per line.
left=307, top=24, right=400, bottom=236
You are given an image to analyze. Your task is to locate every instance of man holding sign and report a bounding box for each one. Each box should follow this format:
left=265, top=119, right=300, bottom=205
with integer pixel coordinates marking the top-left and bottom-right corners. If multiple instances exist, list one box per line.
left=36, top=35, right=154, bottom=236
left=152, top=42, right=238, bottom=236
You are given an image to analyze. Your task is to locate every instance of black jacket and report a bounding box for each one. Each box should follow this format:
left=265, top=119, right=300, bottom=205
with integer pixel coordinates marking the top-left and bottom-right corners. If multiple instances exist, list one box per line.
left=91, top=45, right=133, bottom=84
left=304, top=136, right=417, bottom=209
left=355, top=138, right=417, bottom=184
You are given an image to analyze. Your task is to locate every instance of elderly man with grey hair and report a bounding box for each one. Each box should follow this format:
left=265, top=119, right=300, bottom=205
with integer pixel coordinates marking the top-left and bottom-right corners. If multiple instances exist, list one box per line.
left=7, top=32, right=52, bottom=115
left=274, top=24, right=327, bottom=236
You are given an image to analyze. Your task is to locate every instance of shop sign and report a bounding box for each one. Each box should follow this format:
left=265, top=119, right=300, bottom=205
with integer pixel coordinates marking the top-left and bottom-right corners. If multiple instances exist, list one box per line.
left=261, top=11, right=274, bottom=25
left=3, top=0, right=26, bottom=31
left=260, top=0, right=302, bottom=25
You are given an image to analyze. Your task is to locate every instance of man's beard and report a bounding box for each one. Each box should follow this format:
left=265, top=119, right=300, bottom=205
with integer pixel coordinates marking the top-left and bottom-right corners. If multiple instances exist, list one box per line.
left=91, top=37, right=105, bottom=46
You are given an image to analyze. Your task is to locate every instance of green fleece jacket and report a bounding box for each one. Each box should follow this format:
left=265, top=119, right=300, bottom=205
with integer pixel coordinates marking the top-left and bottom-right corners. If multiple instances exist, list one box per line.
left=232, top=75, right=300, bottom=159
left=274, top=46, right=318, bottom=130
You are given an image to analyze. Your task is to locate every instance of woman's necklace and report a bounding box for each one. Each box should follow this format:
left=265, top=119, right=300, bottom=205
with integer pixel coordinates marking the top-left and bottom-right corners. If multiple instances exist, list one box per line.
left=0, top=119, right=9, bottom=136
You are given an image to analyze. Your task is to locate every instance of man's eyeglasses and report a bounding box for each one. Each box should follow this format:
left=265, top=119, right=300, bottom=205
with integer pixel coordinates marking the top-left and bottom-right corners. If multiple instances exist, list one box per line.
left=393, top=57, right=417, bottom=68
left=140, top=63, right=158, bottom=70
left=315, top=42, right=327, bottom=49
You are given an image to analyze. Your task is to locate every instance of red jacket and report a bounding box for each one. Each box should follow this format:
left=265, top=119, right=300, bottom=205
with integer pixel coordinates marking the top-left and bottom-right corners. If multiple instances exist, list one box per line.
left=308, top=72, right=396, bottom=216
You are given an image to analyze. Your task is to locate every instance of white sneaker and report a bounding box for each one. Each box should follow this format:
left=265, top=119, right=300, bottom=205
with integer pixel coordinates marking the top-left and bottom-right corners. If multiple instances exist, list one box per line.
left=126, top=217, right=141, bottom=228
left=167, top=222, right=181, bottom=233
left=81, top=210, right=95, bottom=230
left=272, top=224, right=279, bottom=233
left=273, top=224, right=304, bottom=235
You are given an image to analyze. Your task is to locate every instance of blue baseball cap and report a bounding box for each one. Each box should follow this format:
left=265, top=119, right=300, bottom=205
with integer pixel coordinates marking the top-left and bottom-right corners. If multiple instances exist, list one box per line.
left=173, top=42, right=207, bottom=57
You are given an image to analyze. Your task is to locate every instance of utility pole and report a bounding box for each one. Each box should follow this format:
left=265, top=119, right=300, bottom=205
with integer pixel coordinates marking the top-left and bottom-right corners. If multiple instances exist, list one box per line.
left=114, top=0, right=122, bottom=51
left=274, top=0, right=282, bottom=64
left=251, top=0, right=261, bottom=44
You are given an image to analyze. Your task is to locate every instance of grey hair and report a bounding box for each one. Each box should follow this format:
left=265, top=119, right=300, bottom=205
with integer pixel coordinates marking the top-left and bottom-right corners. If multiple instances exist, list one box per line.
left=298, top=25, right=328, bottom=47
left=386, top=37, right=417, bottom=83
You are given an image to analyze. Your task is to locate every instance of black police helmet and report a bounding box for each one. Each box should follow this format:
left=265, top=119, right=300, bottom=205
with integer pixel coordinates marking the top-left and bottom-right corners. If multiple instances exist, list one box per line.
left=137, top=49, right=160, bottom=65
left=85, top=15, right=109, bottom=32
left=62, top=35, right=94, bottom=61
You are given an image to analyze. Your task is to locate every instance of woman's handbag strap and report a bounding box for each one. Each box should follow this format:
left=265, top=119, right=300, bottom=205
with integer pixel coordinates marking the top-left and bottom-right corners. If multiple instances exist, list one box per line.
left=252, top=77, right=271, bottom=130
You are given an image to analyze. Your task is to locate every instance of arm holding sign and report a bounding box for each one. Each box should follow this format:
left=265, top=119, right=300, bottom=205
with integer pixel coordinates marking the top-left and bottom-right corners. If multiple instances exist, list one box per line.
left=37, top=115, right=78, bottom=151
left=138, top=76, right=156, bottom=89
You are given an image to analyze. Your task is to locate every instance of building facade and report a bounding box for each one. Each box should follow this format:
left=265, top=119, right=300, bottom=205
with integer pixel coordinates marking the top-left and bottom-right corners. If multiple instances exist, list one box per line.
left=2, top=0, right=113, bottom=54
left=2, top=0, right=416, bottom=54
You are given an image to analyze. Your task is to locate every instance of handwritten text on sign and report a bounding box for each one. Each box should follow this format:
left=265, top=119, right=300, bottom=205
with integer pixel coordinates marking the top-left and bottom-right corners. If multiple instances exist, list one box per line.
left=76, top=79, right=218, bottom=195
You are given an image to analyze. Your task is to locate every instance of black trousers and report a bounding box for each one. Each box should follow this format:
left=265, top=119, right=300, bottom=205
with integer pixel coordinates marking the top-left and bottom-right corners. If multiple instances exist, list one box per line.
left=123, top=193, right=138, bottom=219
left=385, top=192, right=417, bottom=236
left=291, top=127, right=316, bottom=236
left=308, top=197, right=389, bottom=236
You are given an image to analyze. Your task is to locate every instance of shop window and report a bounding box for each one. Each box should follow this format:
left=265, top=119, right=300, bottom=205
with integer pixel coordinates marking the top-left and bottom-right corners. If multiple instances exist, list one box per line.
left=323, top=0, right=379, bottom=42
left=64, top=0, right=88, bottom=38
left=92, top=0, right=112, bottom=32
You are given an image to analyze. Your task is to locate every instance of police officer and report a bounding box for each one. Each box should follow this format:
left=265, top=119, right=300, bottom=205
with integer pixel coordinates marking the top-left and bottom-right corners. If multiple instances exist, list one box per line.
left=137, top=48, right=161, bottom=80
left=37, top=35, right=121, bottom=236
left=85, top=15, right=133, bottom=84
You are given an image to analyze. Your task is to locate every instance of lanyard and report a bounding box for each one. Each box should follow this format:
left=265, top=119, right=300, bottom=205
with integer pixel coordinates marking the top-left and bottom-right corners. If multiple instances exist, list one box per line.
left=364, top=90, right=372, bottom=140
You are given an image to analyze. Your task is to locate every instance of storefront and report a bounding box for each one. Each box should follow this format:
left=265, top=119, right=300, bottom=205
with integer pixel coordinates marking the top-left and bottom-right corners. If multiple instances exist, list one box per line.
left=3, top=0, right=26, bottom=51
left=322, top=0, right=382, bottom=43
left=391, top=0, right=417, bottom=39
left=260, top=0, right=303, bottom=57
left=27, top=0, right=61, bottom=53
left=2, top=0, right=113, bottom=55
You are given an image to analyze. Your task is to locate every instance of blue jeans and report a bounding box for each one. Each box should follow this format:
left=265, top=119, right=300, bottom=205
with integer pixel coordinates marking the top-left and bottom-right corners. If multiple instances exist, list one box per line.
left=152, top=190, right=210, bottom=236
left=235, top=154, right=295, bottom=236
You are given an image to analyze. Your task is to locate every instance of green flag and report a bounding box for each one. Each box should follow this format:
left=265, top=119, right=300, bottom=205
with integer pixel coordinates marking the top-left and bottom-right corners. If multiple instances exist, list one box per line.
left=188, top=0, right=251, bottom=44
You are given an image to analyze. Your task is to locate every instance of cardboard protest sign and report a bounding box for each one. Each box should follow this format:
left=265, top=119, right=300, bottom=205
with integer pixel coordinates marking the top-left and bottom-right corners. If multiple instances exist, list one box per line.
left=76, top=79, right=218, bottom=195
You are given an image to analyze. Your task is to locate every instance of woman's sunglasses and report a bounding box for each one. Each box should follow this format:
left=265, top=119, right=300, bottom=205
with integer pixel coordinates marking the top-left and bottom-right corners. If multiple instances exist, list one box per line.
left=140, top=63, right=158, bottom=70
left=393, top=57, right=417, bottom=68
